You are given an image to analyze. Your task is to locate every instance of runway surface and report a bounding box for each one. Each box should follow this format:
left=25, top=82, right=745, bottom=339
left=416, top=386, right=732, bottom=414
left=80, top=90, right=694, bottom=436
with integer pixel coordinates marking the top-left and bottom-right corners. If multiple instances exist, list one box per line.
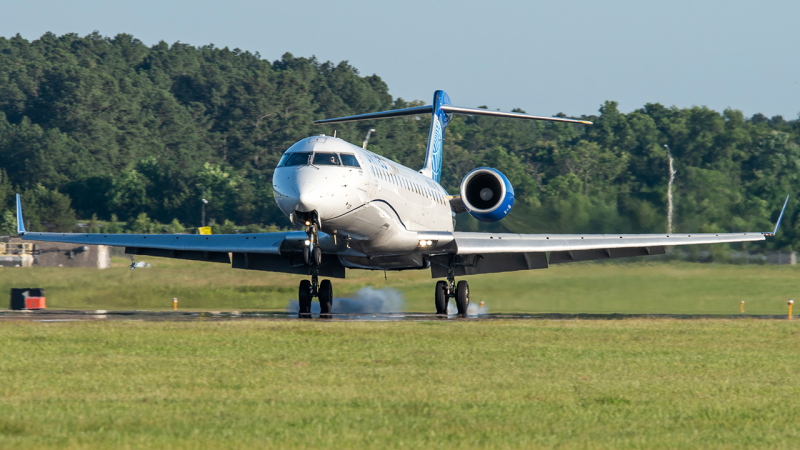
left=0, top=309, right=794, bottom=321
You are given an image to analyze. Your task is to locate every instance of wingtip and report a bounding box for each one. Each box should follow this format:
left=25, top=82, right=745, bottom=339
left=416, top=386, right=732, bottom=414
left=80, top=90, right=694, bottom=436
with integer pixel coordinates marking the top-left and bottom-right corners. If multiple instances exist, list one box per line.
left=767, top=194, right=790, bottom=237
left=15, top=193, right=26, bottom=235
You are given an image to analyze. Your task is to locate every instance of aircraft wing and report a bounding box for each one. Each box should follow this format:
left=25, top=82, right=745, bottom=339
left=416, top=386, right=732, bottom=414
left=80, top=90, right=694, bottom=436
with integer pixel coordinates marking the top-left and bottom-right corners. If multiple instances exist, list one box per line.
left=427, top=231, right=769, bottom=278
left=424, top=195, right=787, bottom=278
left=14, top=193, right=350, bottom=277
left=19, top=229, right=348, bottom=278
left=449, top=231, right=766, bottom=255
left=20, top=230, right=299, bottom=256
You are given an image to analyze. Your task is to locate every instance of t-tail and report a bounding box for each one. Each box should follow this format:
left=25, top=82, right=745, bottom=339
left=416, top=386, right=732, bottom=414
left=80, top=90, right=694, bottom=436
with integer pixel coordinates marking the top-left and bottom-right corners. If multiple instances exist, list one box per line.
left=313, top=90, right=592, bottom=184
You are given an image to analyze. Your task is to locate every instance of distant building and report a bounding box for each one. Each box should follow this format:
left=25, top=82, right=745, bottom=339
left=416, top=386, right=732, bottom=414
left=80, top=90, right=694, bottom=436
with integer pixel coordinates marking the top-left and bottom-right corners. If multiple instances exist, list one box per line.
left=0, top=237, right=110, bottom=269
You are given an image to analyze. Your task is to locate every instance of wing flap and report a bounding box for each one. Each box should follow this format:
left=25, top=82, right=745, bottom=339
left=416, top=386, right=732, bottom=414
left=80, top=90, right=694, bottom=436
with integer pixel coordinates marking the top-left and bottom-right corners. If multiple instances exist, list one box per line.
left=125, top=247, right=231, bottom=264
left=549, top=246, right=666, bottom=264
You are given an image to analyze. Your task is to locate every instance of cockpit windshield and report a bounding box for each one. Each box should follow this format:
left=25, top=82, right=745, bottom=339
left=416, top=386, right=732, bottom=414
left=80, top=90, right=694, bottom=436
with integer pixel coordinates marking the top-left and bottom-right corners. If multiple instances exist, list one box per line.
left=283, top=153, right=311, bottom=166
left=340, top=154, right=361, bottom=168
left=313, top=153, right=340, bottom=166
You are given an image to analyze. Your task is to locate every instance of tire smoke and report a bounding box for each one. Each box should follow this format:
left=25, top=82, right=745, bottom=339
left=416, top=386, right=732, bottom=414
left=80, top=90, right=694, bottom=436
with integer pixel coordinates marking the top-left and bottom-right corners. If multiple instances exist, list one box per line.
left=287, top=286, right=405, bottom=317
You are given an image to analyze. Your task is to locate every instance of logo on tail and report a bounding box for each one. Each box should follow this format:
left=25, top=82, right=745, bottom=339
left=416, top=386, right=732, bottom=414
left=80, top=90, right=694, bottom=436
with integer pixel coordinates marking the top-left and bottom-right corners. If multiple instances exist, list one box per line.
left=421, top=90, right=451, bottom=183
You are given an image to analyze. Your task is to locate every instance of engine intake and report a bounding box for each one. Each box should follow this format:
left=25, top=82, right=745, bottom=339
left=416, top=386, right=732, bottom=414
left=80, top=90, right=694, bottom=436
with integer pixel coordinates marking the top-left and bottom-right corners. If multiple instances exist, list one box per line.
left=460, top=168, right=515, bottom=222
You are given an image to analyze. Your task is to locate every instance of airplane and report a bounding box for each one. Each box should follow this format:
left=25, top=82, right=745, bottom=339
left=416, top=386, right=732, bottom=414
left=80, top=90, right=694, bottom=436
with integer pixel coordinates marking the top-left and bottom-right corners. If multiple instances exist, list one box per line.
left=15, top=90, right=789, bottom=316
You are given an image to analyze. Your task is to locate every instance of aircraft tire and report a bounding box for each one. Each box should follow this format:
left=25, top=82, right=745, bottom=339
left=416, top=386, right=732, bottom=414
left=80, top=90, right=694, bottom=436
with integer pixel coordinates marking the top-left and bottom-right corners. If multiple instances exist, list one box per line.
left=434, top=281, right=447, bottom=314
left=312, top=246, right=322, bottom=266
left=455, top=280, right=469, bottom=316
left=319, top=279, right=333, bottom=315
left=299, top=280, right=312, bottom=316
left=303, top=246, right=310, bottom=265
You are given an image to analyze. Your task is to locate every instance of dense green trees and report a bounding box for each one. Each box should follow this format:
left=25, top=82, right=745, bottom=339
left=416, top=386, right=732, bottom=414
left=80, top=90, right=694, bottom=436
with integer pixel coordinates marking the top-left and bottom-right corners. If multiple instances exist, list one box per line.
left=0, top=32, right=797, bottom=251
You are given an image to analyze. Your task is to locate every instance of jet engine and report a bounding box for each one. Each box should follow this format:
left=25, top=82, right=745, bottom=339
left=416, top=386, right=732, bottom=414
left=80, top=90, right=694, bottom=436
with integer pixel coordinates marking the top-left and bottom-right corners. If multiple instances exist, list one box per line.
left=459, top=167, right=515, bottom=222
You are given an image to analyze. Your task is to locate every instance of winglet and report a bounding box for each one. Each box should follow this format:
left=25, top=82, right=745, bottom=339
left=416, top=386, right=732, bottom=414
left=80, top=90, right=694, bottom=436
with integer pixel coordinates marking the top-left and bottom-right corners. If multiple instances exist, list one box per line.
left=15, top=193, right=26, bottom=235
left=764, top=194, right=789, bottom=236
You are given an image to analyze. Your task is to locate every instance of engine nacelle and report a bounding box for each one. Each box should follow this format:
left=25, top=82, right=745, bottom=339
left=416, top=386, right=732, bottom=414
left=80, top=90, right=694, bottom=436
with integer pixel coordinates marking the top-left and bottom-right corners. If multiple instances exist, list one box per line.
left=459, top=167, right=515, bottom=222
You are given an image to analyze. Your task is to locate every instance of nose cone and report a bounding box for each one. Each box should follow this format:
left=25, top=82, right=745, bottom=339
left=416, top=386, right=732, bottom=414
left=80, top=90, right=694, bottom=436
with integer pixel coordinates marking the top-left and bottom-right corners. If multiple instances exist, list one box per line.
left=273, top=168, right=328, bottom=218
left=297, top=188, right=323, bottom=215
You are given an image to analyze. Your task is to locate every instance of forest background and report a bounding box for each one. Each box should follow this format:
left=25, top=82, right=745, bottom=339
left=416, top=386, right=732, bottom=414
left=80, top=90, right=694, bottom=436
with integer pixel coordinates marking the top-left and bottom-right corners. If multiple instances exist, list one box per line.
left=0, top=32, right=797, bottom=251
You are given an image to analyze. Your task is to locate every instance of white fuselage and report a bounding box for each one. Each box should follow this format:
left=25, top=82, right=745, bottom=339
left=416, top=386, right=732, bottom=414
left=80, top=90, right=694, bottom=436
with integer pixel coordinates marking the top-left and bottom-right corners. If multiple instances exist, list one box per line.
left=272, top=136, right=453, bottom=262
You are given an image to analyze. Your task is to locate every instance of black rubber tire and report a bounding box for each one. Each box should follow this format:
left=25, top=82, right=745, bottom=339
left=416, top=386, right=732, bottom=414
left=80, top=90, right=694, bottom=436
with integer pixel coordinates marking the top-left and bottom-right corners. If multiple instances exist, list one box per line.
left=319, top=279, right=333, bottom=315
left=299, top=279, right=312, bottom=316
left=455, top=280, right=469, bottom=316
left=303, top=246, right=310, bottom=265
left=312, top=246, right=323, bottom=266
left=434, top=281, right=448, bottom=314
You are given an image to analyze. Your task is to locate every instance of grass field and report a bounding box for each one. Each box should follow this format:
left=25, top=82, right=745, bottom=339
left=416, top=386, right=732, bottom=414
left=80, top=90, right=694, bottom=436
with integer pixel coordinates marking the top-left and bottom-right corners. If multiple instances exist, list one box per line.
left=0, top=257, right=798, bottom=314
left=2, top=319, right=800, bottom=449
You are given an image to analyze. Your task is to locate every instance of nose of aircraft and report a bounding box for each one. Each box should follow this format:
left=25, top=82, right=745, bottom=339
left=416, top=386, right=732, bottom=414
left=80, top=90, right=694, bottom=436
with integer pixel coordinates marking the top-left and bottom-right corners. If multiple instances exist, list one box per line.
left=296, top=189, right=322, bottom=215
left=273, top=168, right=327, bottom=220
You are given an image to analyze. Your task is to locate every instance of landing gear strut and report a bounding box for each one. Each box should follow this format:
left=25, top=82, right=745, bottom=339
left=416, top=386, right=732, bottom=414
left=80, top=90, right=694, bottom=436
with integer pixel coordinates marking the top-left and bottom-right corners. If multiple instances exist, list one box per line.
left=435, top=264, right=469, bottom=316
left=298, top=221, right=333, bottom=317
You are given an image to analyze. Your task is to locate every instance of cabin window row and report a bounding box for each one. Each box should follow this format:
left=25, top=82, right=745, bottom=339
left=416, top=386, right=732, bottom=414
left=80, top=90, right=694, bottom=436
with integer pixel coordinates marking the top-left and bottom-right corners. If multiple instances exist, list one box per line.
left=371, top=165, right=447, bottom=205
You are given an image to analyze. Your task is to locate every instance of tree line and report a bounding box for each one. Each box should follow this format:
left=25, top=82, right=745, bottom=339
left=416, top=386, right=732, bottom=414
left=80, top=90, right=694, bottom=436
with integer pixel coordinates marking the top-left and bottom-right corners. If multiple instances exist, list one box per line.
left=0, top=32, right=798, bottom=251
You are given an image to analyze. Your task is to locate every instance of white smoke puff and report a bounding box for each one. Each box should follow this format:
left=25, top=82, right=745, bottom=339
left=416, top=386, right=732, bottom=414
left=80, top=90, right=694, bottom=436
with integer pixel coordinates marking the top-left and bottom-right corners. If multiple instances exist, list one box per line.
left=446, top=300, right=489, bottom=316
left=286, top=286, right=405, bottom=318
left=467, top=301, right=489, bottom=316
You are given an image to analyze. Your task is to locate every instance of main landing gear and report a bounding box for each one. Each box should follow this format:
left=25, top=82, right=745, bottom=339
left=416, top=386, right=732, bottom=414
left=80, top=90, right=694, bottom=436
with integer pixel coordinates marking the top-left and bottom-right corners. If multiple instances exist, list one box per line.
left=435, top=265, right=470, bottom=316
left=298, top=221, right=333, bottom=317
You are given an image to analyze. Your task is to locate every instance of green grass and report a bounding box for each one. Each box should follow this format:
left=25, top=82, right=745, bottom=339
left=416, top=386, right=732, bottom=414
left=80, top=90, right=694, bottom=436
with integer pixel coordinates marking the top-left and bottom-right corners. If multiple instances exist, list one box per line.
left=0, top=257, right=798, bottom=314
left=2, top=320, right=800, bottom=448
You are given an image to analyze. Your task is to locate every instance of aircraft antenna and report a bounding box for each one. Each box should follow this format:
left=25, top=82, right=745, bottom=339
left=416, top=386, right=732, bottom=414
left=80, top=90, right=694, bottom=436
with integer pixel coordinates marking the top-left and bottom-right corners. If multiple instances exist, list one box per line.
left=362, top=129, right=376, bottom=149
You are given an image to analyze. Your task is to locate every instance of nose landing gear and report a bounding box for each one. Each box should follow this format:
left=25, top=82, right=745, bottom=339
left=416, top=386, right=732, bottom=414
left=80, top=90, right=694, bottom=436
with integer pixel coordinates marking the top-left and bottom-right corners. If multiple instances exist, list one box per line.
left=298, top=221, right=333, bottom=318
left=435, top=265, right=469, bottom=316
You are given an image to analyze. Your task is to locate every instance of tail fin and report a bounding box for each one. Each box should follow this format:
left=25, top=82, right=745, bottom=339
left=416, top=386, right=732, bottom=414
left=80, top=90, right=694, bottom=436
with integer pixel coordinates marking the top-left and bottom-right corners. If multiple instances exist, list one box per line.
left=419, top=90, right=451, bottom=183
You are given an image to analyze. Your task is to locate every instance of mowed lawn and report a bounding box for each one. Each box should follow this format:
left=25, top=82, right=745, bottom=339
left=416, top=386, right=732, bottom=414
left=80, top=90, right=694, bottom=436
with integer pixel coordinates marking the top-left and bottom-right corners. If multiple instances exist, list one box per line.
left=0, top=257, right=798, bottom=314
left=1, top=320, right=800, bottom=449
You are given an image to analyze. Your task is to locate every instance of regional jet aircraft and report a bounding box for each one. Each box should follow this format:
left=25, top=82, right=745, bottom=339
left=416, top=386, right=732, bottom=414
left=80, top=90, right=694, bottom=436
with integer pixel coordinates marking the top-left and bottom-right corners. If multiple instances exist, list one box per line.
left=15, top=90, right=788, bottom=315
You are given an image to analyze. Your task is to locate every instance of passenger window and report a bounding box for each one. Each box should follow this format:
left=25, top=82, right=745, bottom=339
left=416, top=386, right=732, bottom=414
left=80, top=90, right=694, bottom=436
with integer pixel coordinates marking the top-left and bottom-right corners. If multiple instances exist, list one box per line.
left=340, top=154, right=361, bottom=168
left=284, top=153, right=311, bottom=166
left=313, top=153, right=340, bottom=166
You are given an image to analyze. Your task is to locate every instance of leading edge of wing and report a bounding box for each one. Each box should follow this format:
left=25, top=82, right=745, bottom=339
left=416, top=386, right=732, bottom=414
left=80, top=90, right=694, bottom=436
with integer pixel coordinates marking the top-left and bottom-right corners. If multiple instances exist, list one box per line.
left=20, top=231, right=306, bottom=255
left=450, top=232, right=766, bottom=254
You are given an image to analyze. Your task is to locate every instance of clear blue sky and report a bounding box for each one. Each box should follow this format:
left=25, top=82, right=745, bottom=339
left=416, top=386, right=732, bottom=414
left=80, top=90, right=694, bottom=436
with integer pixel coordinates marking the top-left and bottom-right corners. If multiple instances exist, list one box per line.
left=2, top=0, right=798, bottom=118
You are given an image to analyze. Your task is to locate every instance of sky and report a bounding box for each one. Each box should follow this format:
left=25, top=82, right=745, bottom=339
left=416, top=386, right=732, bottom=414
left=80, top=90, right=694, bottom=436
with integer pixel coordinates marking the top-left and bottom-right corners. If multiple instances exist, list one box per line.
left=2, top=0, right=799, bottom=119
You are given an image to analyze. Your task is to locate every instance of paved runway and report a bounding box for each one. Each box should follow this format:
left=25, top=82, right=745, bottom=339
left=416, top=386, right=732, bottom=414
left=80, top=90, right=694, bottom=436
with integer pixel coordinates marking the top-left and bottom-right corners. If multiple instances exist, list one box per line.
left=0, top=309, right=794, bottom=321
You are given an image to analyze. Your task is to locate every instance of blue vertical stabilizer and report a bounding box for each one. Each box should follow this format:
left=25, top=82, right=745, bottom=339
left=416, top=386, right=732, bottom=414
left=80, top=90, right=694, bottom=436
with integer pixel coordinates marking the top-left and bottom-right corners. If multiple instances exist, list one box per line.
left=419, top=90, right=451, bottom=183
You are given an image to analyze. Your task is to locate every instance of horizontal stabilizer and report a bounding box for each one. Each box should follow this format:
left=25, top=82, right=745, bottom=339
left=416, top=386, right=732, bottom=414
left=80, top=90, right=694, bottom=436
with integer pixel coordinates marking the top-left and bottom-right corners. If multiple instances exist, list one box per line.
left=313, top=105, right=433, bottom=124
left=440, top=105, right=592, bottom=125
left=313, top=105, right=592, bottom=126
